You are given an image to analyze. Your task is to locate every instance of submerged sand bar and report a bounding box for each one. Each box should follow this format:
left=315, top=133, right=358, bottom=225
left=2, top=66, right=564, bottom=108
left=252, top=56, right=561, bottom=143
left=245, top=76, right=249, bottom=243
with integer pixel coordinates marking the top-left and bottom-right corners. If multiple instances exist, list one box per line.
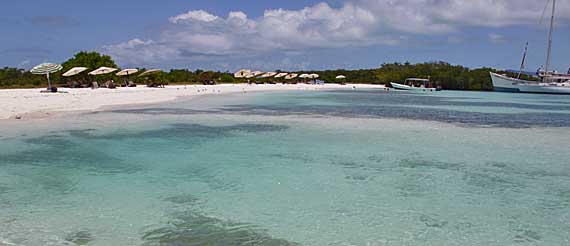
left=0, top=83, right=385, bottom=120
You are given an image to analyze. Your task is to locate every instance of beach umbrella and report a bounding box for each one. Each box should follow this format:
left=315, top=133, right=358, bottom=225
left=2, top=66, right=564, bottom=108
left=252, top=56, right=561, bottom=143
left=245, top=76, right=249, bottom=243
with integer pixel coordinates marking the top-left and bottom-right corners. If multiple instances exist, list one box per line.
left=299, top=74, right=310, bottom=79
left=62, top=67, right=88, bottom=77
left=116, top=68, right=139, bottom=76
left=260, top=72, right=277, bottom=78
left=251, top=71, right=264, bottom=77
left=309, top=74, right=319, bottom=79
left=138, top=69, right=162, bottom=77
left=335, top=75, right=346, bottom=79
left=275, top=73, right=288, bottom=78
left=234, top=69, right=251, bottom=78
left=285, top=73, right=298, bottom=80
left=89, top=67, right=118, bottom=76
left=30, top=63, right=63, bottom=89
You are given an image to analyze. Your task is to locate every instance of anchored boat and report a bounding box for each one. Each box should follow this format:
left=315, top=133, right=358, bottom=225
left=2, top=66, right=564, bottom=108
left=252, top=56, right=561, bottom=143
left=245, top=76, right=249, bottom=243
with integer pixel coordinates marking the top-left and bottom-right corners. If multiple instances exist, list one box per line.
left=490, top=0, right=570, bottom=94
left=390, top=78, right=438, bottom=92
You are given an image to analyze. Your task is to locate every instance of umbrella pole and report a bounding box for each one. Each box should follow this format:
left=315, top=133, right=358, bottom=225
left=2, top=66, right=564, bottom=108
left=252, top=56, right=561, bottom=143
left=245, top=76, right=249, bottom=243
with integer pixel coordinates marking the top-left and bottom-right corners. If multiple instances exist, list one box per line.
left=46, top=73, right=52, bottom=89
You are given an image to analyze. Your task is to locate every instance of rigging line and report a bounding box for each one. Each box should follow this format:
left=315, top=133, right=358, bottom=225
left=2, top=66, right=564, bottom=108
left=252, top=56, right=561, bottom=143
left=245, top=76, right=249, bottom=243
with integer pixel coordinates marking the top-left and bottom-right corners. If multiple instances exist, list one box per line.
left=539, top=0, right=552, bottom=25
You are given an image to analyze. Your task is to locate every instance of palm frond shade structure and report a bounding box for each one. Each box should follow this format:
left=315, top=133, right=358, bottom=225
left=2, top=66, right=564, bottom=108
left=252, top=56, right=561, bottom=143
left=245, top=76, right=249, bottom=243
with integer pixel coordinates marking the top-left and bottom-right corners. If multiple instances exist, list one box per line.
left=116, top=69, right=139, bottom=76
left=274, top=73, right=288, bottom=78
left=62, top=67, right=88, bottom=77
left=285, top=73, right=298, bottom=80
left=138, top=69, right=162, bottom=77
left=89, top=67, right=118, bottom=76
left=30, top=63, right=63, bottom=89
left=234, top=69, right=251, bottom=78
left=335, top=75, right=346, bottom=79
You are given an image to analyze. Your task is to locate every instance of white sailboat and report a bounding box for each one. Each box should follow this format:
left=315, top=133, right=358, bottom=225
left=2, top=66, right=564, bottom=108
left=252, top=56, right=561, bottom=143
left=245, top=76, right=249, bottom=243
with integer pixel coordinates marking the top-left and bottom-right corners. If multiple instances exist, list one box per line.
left=490, top=0, right=570, bottom=94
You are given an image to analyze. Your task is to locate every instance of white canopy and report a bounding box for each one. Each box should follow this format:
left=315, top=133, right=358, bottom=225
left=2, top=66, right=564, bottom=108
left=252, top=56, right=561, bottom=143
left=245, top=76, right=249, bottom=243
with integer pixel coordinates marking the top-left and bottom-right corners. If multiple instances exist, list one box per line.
left=274, top=73, right=288, bottom=78
left=260, top=72, right=277, bottom=78
left=138, top=69, right=162, bottom=77
left=309, top=74, right=319, bottom=79
left=116, top=68, right=139, bottom=76
left=335, top=75, right=346, bottom=79
left=89, top=67, right=118, bottom=76
left=234, top=69, right=251, bottom=78
left=62, top=67, right=88, bottom=77
left=285, top=73, right=298, bottom=80
left=299, top=74, right=310, bottom=78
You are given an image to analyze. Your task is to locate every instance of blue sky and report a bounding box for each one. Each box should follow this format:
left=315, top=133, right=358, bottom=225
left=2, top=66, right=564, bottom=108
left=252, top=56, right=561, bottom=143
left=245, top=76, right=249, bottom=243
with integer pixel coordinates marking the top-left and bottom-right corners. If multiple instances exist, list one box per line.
left=1, top=0, right=569, bottom=72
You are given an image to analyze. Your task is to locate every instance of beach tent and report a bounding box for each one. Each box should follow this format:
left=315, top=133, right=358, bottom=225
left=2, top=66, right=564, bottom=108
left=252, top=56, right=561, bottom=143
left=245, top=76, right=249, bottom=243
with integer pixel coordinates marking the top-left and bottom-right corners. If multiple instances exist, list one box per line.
left=274, top=73, right=288, bottom=78
left=234, top=69, right=251, bottom=78
left=30, top=63, right=63, bottom=90
left=62, top=67, right=88, bottom=77
left=335, top=75, right=346, bottom=79
left=89, top=67, right=117, bottom=76
left=116, top=69, right=139, bottom=76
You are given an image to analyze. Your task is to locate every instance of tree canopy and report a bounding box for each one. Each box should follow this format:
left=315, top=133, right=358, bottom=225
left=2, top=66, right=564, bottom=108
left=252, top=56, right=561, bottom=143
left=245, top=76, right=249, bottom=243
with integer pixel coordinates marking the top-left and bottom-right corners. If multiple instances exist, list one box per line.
left=0, top=51, right=527, bottom=90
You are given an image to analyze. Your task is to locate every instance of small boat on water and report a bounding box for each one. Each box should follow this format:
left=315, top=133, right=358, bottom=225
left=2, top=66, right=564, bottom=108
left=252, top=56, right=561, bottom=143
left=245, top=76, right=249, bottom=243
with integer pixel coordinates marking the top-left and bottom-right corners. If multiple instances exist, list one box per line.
left=390, top=78, right=438, bottom=92
left=490, top=0, right=570, bottom=95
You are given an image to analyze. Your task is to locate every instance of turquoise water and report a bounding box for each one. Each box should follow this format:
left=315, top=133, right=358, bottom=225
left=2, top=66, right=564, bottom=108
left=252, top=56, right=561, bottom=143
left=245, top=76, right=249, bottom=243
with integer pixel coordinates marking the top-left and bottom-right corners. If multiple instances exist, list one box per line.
left=1, top=90, right=570, bottom=245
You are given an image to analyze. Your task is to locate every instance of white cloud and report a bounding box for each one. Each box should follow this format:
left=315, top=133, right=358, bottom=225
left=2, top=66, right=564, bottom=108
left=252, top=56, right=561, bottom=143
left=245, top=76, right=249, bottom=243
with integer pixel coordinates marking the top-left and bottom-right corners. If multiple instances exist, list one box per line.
left=169, top=10, right=219, bottom=23
left=104, top=0, right=569, bottom=67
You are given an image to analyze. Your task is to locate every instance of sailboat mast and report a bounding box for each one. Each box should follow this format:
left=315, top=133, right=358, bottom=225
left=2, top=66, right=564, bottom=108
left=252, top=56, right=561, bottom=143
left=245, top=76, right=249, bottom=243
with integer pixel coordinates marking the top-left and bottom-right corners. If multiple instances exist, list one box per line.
left=544, top=0, right=556, bottom=82
left=518, top=42, right=528, bottom=79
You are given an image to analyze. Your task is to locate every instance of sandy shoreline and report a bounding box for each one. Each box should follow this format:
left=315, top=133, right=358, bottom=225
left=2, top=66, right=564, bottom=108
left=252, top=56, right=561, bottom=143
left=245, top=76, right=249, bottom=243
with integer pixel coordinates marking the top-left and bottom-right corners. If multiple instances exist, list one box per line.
left=0, top=83, right=385, bottom=120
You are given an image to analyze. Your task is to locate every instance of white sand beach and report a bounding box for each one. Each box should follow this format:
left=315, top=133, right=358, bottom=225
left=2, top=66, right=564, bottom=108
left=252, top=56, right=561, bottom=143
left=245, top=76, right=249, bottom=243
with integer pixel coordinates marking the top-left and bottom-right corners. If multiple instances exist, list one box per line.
left=0, top=83, right=385, bottom=120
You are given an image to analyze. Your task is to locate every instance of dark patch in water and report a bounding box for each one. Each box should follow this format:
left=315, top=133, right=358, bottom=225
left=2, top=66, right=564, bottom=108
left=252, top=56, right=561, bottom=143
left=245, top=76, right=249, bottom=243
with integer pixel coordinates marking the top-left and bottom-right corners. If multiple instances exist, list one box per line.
left=141, top=212, right=298, bottom=246
left=70, top=123, right=288, bottom=142
left=164, top=194, right=200, bottom=205
left=344, top=174, right=372, bottom=182
left=399, top=158, right=462, bottom=171
left=367, top=155, right=384, bottom=163
left=1, top=135, right=136, bottom=175
left=396, top=173, right=436, bottom=197
left=419, top=214, right=448, bottom=228
left=266, top=153, right=314, bottom=163
left=64, top=230, right=95, bottom=245
left=215, top=91, right=570, bottom=128
left=513, top=229, right=542, bottom=243
left=462, top=171, right=523, bottom=192
left=104, top=108, right=219, bottom=115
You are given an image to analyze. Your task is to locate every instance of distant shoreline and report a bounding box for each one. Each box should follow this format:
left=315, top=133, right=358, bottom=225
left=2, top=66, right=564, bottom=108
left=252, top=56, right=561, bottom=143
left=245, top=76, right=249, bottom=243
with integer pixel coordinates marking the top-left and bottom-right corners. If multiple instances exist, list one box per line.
left=0, top=83, right=385, bottom=121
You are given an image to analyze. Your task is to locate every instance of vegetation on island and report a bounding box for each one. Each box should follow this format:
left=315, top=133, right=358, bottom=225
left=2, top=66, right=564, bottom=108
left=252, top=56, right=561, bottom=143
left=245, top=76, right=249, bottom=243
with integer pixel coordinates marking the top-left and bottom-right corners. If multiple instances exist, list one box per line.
left=0, top=51, right=531, bottom=90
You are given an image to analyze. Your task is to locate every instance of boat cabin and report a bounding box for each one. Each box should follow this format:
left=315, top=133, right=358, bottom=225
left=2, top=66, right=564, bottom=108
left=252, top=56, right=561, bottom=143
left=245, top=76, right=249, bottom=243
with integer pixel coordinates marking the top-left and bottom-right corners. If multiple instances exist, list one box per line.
left=404, top=78, right=431, bottom=88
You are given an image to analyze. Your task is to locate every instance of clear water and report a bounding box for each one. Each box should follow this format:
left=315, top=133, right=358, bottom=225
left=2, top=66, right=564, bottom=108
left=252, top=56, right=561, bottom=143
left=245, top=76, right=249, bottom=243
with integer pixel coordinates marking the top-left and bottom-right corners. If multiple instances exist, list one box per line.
left=1, top=90, right=569, bottom=245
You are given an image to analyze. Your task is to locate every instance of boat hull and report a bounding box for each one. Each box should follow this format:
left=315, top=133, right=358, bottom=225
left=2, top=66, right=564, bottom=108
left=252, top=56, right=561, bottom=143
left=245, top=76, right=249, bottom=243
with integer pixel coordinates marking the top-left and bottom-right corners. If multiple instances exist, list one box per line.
left=490, top=72, right=570, bottom=95
left=390, top=82, right=437, bottom=92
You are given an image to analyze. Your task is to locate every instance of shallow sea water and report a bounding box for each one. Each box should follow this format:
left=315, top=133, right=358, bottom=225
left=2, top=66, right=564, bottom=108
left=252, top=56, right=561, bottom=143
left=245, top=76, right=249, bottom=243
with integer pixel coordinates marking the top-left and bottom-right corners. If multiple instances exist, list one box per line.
left=1, top=89, right=570, bottom=245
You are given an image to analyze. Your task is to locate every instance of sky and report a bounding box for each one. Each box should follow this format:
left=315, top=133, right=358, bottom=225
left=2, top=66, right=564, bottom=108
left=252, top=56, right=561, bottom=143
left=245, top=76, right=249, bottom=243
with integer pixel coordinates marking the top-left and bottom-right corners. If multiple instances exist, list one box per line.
left=1, top=0, right=570, bottom=72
